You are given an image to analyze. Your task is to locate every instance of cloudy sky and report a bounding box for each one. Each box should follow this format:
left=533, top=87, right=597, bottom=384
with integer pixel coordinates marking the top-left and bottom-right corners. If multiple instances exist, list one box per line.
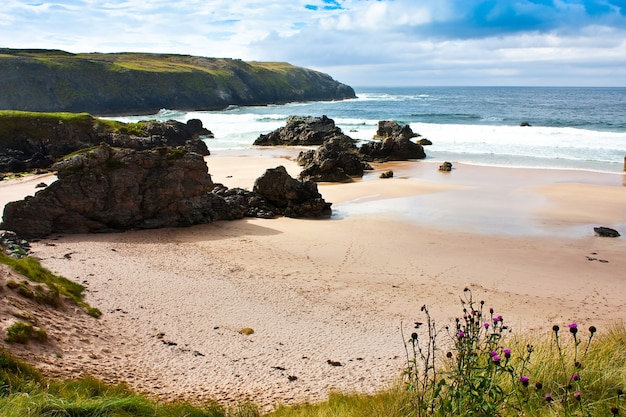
left=2, top=0, right=626, bottom=87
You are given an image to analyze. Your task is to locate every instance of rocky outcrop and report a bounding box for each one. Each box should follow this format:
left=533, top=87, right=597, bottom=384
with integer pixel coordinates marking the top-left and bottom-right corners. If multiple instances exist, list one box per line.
left=0, top=49, right=355, bottom=115
left=359, top=120, right=426, bottom=162
left=0, top=113, right=211, bottom=173
left=254, top=116, right=342, bottom=146
left=297, top=135, right=372, bottom=182
left=252, top=166, right=331, bottom=217
left=1, top=145, right=331, bottom=237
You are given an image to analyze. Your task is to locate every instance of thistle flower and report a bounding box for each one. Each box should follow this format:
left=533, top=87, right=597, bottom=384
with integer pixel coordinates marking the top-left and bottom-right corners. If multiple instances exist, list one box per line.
left=552, top=325, right=560, bottom=333
left=446, top=351, right=453, bottom=359
left=545, top=393, right=553, bottom=402
left=489, top=307, right=494, bottom=315
left=569, top=323, right=578, bottom=334
left=535, top=382, right=543, bottom=390
left=492, top=354, right=501, bottom=364
left=572, top=373, right=580, bottom=381
left=457, top=331, right=465, bottom=339
left=589, top=325, right=597, bottom=334
left=574, top=391, right=581, bottom=401
left=611, top=406, right=619, bottom=415
left=490, top=350, right=498, bottom=357
left=520, top=376, right=530, bottom=387
left=484, top=322, right=490, bottom=329
left=503, top=349, right=511, bottom=359
left=411, top=332, right=418, bottom=341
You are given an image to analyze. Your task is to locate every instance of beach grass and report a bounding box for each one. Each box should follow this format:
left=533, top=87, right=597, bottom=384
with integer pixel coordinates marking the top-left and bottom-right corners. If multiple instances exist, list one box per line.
left=1, top=319, right=624, bottom=416
left=0, top=252, right=101, bottom=317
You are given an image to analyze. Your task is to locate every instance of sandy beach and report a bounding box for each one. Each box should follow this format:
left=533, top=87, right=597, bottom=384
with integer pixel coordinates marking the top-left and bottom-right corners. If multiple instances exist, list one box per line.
left=2, top=149, right=626, bottom=411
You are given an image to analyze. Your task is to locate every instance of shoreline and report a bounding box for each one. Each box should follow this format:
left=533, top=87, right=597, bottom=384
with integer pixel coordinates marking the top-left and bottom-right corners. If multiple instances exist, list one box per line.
left=1, top=150, right=626, bottom=410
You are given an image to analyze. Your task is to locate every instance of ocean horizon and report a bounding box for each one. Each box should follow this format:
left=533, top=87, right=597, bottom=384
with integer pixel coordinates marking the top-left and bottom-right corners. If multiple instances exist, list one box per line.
left=108, top=86, right=626, bottom=174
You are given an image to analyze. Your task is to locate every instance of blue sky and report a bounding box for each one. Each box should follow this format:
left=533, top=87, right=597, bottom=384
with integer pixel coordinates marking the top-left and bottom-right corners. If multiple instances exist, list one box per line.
left=2, top=0, right=625, bottom=86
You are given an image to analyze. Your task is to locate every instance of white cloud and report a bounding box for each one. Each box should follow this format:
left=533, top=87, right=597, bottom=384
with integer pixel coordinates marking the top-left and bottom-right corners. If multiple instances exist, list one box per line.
left=1, top=0, right=625, bottom=86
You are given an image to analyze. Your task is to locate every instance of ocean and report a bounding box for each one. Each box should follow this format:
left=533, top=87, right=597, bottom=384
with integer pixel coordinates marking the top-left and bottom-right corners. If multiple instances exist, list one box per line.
left=109, top=86, right=626, bottom=174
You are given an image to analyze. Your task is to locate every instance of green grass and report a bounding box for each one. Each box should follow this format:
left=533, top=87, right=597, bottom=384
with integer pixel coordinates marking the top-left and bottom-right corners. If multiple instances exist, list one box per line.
left=0, top=253, right=101, bottom=317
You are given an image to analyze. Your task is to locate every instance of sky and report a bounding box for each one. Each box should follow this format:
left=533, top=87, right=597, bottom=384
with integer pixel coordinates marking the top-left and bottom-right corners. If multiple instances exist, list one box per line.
left=2, top=0, right=626, bottom=87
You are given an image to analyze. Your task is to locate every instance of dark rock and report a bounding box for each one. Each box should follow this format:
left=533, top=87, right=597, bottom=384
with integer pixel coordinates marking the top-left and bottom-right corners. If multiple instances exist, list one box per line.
left=373, top=120, right=419, bottom=140
left=0, top=144, right=230, bottom=237
left=297, top=135, right=371, bottom=182
left=0, top=114, right=210, bottom=173
left=520, top=121, right=531, bottom=127
left=35, top=182, right=47, bottom=188
left=594, top=227, right=620, bottom=237
left=254, top=115, right=342, bottom=146
left=418, top=138, right=433, bottom=146
left=380, top=170, right=394, bottom=178
left=253, top=166, right=331, bottom=218
left=1, top=145, right=333, bottom=237
left=439, top=161, right=453, bottom=172
left=359, top=120, right=426, bottom=162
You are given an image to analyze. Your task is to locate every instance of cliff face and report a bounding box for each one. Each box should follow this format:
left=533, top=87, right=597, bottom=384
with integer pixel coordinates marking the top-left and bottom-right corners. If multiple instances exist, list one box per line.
left=0, top=49, right=356, bottom=115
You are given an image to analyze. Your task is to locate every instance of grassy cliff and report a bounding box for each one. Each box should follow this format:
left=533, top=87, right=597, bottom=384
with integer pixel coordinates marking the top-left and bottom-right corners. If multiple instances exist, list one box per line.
left=0, top=49, right=356, bottom=115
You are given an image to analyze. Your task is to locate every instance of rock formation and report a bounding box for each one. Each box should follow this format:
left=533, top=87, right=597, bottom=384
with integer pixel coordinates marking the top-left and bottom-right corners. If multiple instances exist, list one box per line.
left=254, top=115, right=342, bottom=146
left=1, top=145, right=331, bottom=237
left=297, top=135, right=372, bottom=182
left=0, top=113, right=211, bottom=173
left=359, top=120, right=426, bottom=162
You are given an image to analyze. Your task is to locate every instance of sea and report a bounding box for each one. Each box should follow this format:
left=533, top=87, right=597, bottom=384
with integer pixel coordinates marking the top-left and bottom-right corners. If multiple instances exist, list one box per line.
left=103, top=87, right=626, bottom=236
left=108, top=86, right=626, bottom=174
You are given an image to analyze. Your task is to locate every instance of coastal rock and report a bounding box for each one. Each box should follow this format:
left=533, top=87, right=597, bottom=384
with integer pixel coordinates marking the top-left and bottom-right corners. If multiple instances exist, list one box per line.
left=1, top=145, right=231, bottom=237
left=0, top=113, right=211, bottom=173
left=253, top=166, right=331, bottom=218
left=254, top=115, right=342, bottom=146
left=439, top=161, right=453, bottom=172
left=359, top=120, right=426, bottom=162
left=594, top=227, right=621, bottom=238
left=1, top=145, right=332, bottom=237
left=380, top=170, right=394, bottom=178
left=297, top=134, right=371, bottom=182
left=373, top=120, right=419, bottom=141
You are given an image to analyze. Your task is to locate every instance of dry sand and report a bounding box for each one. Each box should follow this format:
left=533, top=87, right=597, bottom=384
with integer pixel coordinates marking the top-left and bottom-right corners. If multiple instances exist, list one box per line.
left=2, top=149, right=626, bottom=411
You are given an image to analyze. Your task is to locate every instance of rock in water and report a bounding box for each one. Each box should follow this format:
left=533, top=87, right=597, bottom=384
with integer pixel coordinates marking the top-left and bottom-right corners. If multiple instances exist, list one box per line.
left=254, top=115, right=342, bottom=146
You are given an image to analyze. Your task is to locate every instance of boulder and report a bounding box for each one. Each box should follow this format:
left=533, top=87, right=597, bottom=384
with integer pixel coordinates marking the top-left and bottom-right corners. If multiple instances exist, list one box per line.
left=379, top=170, right=394, bottom=178
left=297, top=134, right=371, bottom=182
left=254, top=115, right=342, bottom=146
left=359, top=120, right=426, bottom=162
left=594, top=227, right=620, bottom=238
left=373, top=120, right=419, bottom=140
left=252, top=166, right=331, bottom=218
left=439, top=161, right=453, bottom=172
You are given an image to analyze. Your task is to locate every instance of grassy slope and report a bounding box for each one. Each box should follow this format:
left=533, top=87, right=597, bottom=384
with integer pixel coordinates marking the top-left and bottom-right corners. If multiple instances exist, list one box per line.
left=0, top=49, right=354, bottom=115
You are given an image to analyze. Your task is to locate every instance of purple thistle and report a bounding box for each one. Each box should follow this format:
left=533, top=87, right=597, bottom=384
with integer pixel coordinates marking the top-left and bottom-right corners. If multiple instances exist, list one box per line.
left=492, top=354, right=501, bottom=364
left=520, top=376, right=530, bottom=387
left=569, top=323, right=578, bottom=334
left=490, top=350, right=498, bottom=357
left=572, top=373, right=580, bottom=381
left=574, top=391, right=581, bottom=401
left=545, top=393, right=553, bottom=402
left=503, top=349, right=511, bottom=359
left=484, top=322, right=490, bottom=330
left=457, top=331, right=465, bottom=339
left=489, top=307, right=494, bottom=314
